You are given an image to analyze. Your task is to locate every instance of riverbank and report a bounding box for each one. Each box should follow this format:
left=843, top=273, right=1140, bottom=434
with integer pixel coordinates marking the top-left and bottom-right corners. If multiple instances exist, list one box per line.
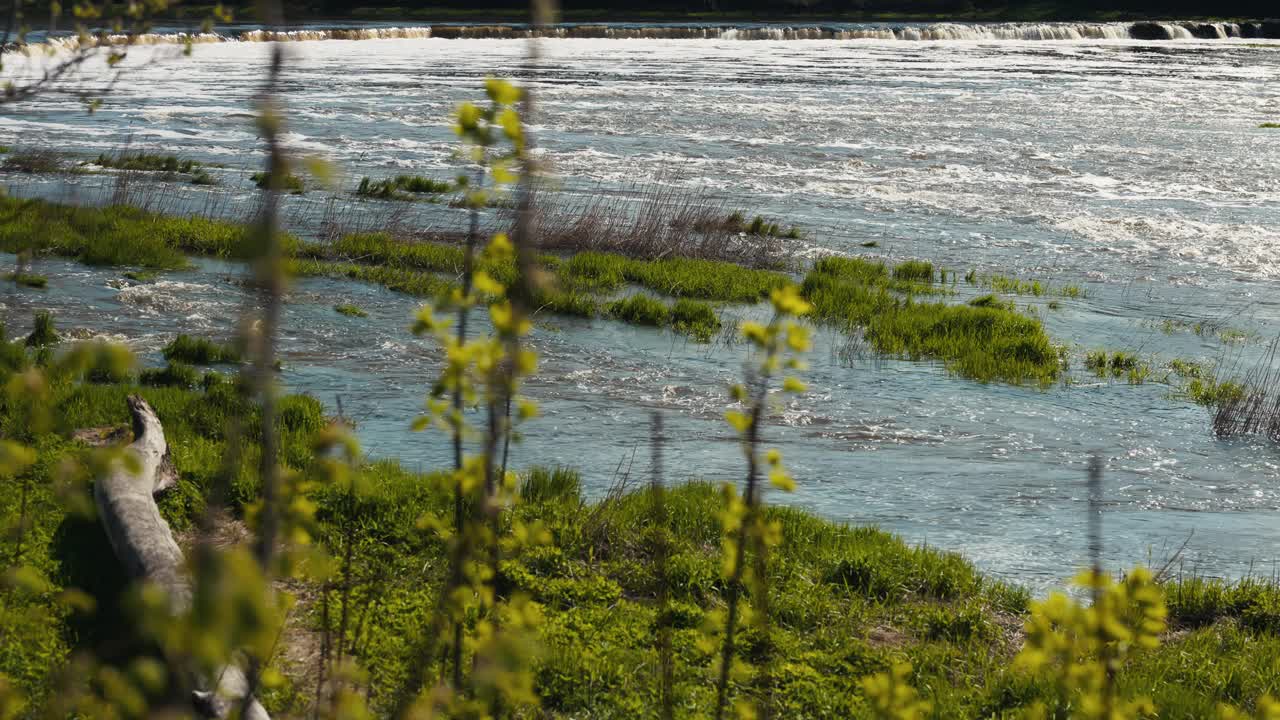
left=1, top=340, right=1278, bottom=715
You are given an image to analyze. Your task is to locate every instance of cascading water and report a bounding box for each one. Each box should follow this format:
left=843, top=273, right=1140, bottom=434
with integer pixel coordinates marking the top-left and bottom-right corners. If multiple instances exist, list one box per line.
left=15, top=20, right=1278, bottom=51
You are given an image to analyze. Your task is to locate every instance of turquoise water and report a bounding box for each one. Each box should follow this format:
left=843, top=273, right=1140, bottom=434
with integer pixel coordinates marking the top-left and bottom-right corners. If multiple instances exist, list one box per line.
left=3, top=29, right=1280, bottom=591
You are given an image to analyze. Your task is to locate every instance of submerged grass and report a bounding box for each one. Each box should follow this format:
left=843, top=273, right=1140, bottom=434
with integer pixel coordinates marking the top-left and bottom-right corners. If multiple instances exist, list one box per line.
left=803, top=257, right=1061, bottom=385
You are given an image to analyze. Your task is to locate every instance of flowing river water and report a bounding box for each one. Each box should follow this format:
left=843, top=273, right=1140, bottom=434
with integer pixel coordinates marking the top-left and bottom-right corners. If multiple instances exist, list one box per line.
left=2, top=27, right=1279, bottom=592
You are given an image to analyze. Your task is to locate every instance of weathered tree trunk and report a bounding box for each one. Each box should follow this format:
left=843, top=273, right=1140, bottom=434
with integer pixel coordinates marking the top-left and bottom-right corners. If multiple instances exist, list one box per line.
left=94, top=395, right=270, bottom=720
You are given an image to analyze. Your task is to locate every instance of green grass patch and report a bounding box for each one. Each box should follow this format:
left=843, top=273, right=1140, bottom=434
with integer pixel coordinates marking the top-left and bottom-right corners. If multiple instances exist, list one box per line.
left=356, top=174, right=455, bottom=200
left=0, top=197, right=297, bottom=268
left=803, top=257, right=1060, bottom=385
left=724, top=210, right=803, bottom=239
left=161, top=334, right=240, bottom=365
left=7, top=271, right=47, bottom=288
left=1260, top=122, right=1280, bottom=129
left=560, top=251, right=791, bottom=303
left=1186, top=377, right=1247, bottom=407
left=25, top=310, right=59, bottom=347
left=123, top=270, right=159, bottom=283
left=892, top=259, right=934, bottom=283
left=606, top=293, right=669, bottom=327
left=94, top=152, right=202, bottom=174
left=139, top=361, right=200, bottom=388
left=605, top=294, right=720, bottom=341
left=251, top=170, right=305, bottom=193
left=334, top=303, right=368, bottom=318
left=1084, top=350, right=1151, bottom=384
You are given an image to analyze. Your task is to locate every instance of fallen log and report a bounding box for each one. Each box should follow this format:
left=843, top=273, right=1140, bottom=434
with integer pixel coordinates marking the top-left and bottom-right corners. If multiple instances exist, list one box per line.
left=93, top=394, right=270, bottom=720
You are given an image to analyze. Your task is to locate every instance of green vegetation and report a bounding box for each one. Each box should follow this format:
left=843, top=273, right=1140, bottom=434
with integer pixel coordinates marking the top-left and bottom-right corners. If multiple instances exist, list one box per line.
left=251, top=170, right=305, bottom=193
left=723, top=210, right=803, bottom=239
left=859, top=240, right=879, bottom=248
left=1260, top=122, right=1280, bottom=129
left=606, top=293, right=669, bottom=326
left=605, top=294, right=721, bottom=340
left=139, top=360, right=200, bottom=388
left=161, top=334, right=240, bottom=365
left=2, top=149, right=66, bottom=174
left=94, top=152, right=202, bottom=174
left=802, top=257, right=1061, bottom=385
left=892, top=259, right=933, bottom=283
left=558, top=250, right=791, bottom=302
left=4, top=345, right=1278, bottom=717
left=1186, top=376, right=1248, bottom=407
left=334, top=303, right=369, bottom=317
left=6, top=271, right=47, bottom=288
left=356, top=174, right=455, bottom=200
left=0, top=197, right=282, bottom=269
left=122, top=270, right=158, bottom=283
left=1084, top=350, right=1150, bottom=384
left=1157, top=317, right=1256, bottom=345
left=967, top=293, right=1014, bottom=311
left=964, top=269, right=1087, bottom=299
left=25, top=310, right=59, bottom=347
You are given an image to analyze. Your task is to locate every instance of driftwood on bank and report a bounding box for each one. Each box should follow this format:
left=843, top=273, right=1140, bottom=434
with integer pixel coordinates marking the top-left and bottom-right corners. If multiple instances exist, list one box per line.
left=93, top=395, right=270, bottom=720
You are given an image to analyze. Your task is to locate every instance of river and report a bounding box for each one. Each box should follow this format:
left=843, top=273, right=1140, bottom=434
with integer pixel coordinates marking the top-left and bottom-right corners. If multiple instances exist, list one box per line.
left=2, top=26, right=1279, bottom=592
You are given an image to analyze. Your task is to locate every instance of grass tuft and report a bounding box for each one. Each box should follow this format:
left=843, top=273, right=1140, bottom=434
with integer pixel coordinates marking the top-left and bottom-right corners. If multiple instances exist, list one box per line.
left=356, top=174, right=455, bottom=200
left=25, top=310, right=58, bottom=347
left=334, top=303, right=369, bottom=318
left=519, top=466, right=583, bottom=505
left=7, top=272, right=47, bottom=288
left=162, top=335, right=240, bottom=365
left=251, top=170, right=305, bottom=193
left=139, top=361, right=199, bottom=388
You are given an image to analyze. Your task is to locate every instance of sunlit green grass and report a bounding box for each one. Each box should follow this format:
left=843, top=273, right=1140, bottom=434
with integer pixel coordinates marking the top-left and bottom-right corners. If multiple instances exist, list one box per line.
left=803, top=257, right=1060, bottom=385
left=561, top=250, right=790, bottom=302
